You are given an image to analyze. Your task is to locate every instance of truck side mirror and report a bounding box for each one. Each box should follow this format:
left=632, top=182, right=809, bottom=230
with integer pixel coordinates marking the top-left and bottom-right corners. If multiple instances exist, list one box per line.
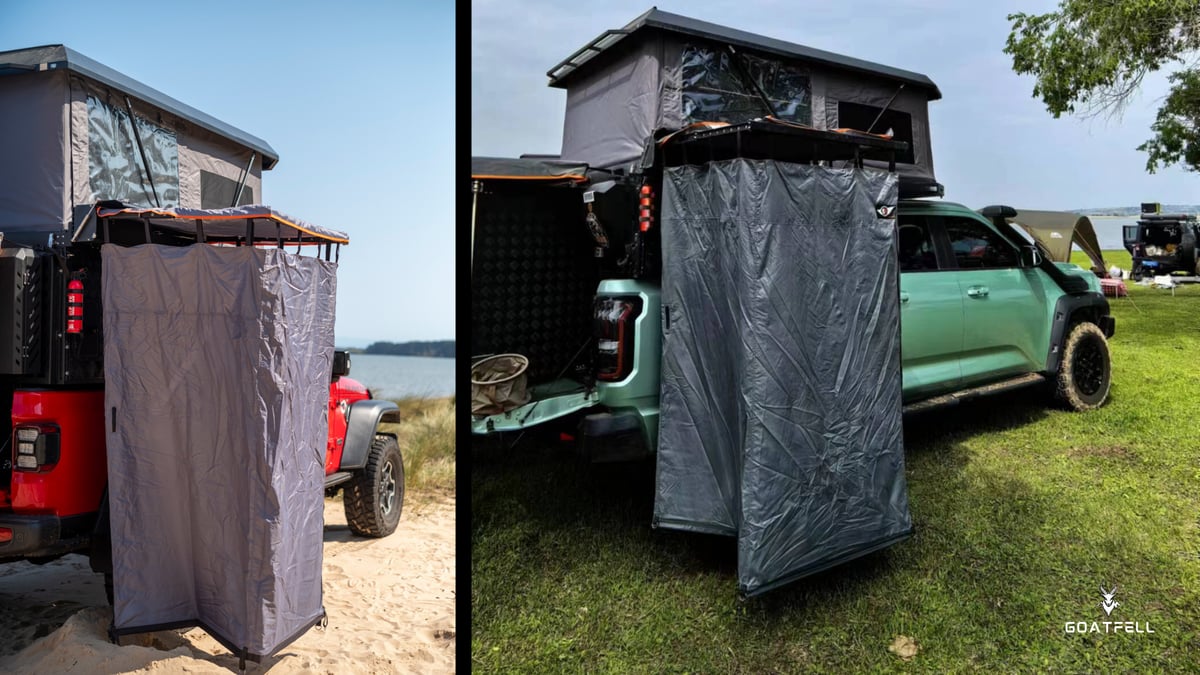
left=1019, top=245, right=1043, bottom=268
left=332, top=350, right=351, bottom=379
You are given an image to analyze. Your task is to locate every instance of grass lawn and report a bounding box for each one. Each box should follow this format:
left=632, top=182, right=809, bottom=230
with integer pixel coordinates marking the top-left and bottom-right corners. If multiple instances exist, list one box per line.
left=471, top=250, right=1200, bottom=672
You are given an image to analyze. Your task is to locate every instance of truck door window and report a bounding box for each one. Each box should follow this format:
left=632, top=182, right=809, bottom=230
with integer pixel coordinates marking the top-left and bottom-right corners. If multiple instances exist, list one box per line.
left=896, top=216, right=938, bottom=271
left=942, top=217, right=1018, bottom=269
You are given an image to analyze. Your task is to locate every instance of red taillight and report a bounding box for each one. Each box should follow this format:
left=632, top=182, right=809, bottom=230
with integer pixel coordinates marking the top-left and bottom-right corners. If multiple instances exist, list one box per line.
left=67, top=278, right=84, bottom=334
left=0, top=527, right=11, bottom=544
left=638, top=184, right=654, bottom=232
left=594, top=296, right=643, bottom=382
left=12, top=424, right=61, bottom=472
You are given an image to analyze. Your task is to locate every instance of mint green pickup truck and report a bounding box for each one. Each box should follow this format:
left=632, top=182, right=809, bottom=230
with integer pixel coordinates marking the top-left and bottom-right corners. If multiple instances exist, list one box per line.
left=472, top=198, right=1115, bottom=459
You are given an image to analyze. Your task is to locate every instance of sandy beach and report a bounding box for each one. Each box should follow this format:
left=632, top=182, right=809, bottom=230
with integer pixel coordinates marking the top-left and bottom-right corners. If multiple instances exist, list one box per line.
left=0, top=496, right=455, bottom=674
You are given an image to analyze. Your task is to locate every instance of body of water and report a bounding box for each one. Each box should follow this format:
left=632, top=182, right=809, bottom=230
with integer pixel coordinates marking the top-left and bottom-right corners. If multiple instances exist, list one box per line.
left=344, top=353, right=455, bottom=400
left=1086, top=216, right=1137, bottom=252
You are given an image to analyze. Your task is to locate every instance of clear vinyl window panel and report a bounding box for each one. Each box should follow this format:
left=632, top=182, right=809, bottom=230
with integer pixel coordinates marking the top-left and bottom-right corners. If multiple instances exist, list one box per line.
left=681, top=44, right=812, bottom=125
left=87, top=95, right=179, bottom=207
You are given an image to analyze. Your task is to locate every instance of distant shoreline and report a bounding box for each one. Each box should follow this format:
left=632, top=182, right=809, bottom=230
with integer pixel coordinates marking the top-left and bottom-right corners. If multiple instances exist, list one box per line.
left=336, top=340, right=455, bottom=358
left=345, top=351, right=454, bottom=360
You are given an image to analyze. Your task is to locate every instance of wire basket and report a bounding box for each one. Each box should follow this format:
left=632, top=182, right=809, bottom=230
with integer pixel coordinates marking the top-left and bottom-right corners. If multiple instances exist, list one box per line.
left=471, top=353, right=531, bottom=415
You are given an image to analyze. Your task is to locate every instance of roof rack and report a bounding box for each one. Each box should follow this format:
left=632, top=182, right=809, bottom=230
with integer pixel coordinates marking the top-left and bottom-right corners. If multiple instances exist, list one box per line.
left=546, top=29, right=631, bottom=83
left=658, top=118, right=907, bottom=169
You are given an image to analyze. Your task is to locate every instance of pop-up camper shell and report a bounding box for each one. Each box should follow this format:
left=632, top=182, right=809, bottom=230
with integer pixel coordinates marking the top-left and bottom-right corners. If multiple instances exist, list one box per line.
left=0, top=44, right=275, bottom=236
left=548, top=7, right=943, bottom=197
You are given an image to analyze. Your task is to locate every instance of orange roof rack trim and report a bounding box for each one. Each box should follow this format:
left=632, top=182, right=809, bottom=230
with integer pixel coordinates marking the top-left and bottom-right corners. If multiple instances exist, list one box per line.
left=100, top=208, right=350, bottom=244
left=657, top=121, right=731, bottom=146
left=832, top=127, right=895, bottom=140
left=470, top=173, right=589, bottom=182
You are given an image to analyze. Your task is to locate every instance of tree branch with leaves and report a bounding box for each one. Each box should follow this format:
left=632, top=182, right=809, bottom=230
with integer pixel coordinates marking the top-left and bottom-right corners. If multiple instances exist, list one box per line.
left=1005, top=0, right=1200, bottom=172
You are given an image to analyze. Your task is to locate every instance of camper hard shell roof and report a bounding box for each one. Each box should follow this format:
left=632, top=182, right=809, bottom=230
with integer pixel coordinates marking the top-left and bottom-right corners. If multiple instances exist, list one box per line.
left=0, top=44, right=277, bottom=234
left=549, top=8, right=942, bottom=196
left=548, top=7, right=942, bottom=97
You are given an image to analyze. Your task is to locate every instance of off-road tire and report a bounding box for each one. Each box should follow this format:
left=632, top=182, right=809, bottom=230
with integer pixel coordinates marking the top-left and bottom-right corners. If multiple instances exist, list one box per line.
left=1054, top=321, right=1112, bottom=411
left=344, top=434, right=404, bottom=537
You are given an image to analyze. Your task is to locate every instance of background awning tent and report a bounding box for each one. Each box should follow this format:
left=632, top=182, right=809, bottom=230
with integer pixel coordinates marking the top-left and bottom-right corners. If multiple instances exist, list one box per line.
left=0, top=44, right=277, bottom=235
left=1001, top=209, right=1106, bottom=273
left=546, top=8, right=942, bottom=196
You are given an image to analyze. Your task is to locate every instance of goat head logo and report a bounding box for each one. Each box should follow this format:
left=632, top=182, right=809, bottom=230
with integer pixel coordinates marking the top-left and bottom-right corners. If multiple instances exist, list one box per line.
left=1100, top=586, right=1120, bottom=616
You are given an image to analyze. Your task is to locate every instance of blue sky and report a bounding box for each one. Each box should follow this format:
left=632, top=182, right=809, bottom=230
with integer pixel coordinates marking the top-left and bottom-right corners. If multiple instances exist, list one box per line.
left=472, top=0, right=1200, bottom=211
left=0, top=0, right=454, bottom=348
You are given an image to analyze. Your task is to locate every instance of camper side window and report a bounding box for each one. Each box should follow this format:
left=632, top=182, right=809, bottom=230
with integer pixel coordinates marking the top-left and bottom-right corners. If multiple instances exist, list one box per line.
left=837, top=101, right=915, bottom=165
left=941, top=217, right=1018, bottom=270
left=87, top=96, right=180, bottom=207
left=680, top=44, right=811, bottom=125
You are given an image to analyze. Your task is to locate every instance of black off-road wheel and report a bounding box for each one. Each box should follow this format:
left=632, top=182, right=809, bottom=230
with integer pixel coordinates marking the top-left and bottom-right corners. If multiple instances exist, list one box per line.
left=1055, top=322, right=1112, bottom=411
left=344, top=434, right=404, bottom=537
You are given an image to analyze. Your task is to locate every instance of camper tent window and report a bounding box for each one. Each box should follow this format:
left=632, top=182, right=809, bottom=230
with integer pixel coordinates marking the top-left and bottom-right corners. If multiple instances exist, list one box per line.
left=87, top=96, right=180, bottom=208
left=201, top=171, right=255, bottom=209
left=837, top=101, right=915, bottom=165
left=681, top=44, right=811, bottom=125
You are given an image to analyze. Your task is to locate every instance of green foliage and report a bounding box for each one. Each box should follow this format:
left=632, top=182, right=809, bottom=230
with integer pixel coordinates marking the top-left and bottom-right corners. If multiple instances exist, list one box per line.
left=473, top=261, right=1200, bottom=671
left=1005, top=0, right=1200, bottom=171
left=365, top=340, right=455, bottom=358
left=1139, top=69, right=1200, bottom=171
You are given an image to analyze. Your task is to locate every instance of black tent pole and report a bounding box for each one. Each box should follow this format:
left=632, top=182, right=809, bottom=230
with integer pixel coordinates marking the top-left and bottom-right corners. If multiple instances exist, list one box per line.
left=232, top=152, right=257, bottom=207
left=124, top=96, right=160, bottom=208
left=726, top=45, right=777, bottom=119
left=866, top=84, right=905, bottom=135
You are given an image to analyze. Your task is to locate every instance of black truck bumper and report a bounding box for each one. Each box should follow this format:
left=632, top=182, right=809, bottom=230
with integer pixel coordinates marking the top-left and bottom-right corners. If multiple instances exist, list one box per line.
left=0, top=513, right=62, bottom=558
left=578, top=409, right=653, bottom=463
left=0, top=512, right=92, bottom=561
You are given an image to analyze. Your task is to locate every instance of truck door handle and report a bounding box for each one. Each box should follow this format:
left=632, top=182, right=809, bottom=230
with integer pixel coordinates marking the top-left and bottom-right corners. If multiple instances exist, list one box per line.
left=966, top=285, right=989, bottom=298
left=899, top=291, right=910, bottom=303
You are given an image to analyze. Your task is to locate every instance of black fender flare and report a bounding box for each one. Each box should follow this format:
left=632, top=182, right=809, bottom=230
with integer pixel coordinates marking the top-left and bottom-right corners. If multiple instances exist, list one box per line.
left=339, top=400, right=401, bottom=471
left=1045, top=291, right=1112, bottom=375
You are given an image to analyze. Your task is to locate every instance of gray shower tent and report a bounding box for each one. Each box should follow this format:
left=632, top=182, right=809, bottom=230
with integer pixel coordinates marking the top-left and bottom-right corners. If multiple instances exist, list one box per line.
left=548, top=8, right=943, bottom=197
left=96, top=212, right=344, bottom=664
left=0, top=44, right=275, bottom=234
left=654, top=152, right=912, bottom=597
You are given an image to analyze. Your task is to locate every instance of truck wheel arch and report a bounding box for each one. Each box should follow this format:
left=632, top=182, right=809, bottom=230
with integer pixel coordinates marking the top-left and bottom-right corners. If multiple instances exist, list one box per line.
left=1044, top=291, right=1112, bottom=375
left=339, top=400, right=401, bottom=471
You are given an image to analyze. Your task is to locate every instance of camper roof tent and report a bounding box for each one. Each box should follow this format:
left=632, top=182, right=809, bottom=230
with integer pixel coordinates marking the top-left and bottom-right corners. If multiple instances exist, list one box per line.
left=0, top=44, right=277, bottom=236
left=548, top=8, right=943, bottom=197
